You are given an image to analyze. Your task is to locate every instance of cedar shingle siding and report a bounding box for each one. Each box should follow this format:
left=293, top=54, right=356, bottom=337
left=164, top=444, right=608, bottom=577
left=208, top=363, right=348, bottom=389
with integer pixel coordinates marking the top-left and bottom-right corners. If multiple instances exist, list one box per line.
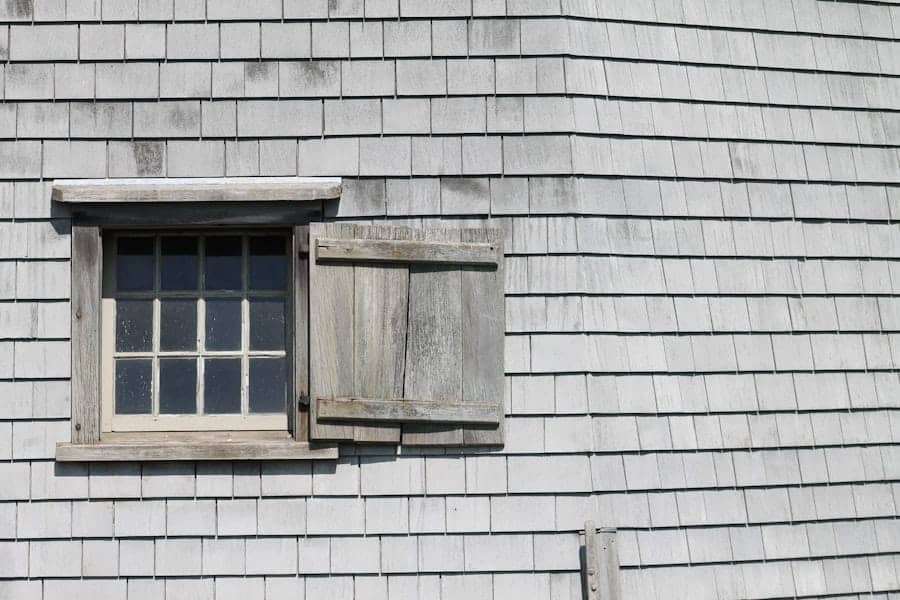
left=2, top=0, right=900, bottom=597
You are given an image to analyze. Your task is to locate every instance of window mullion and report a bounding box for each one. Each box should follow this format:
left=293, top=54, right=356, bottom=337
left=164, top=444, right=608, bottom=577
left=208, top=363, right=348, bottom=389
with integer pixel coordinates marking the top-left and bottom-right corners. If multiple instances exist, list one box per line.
left=197, top=235, right=206, bottom=417
left=152, top=235, right=161, bottom=418
left=242, top=235, right=250, bottom=417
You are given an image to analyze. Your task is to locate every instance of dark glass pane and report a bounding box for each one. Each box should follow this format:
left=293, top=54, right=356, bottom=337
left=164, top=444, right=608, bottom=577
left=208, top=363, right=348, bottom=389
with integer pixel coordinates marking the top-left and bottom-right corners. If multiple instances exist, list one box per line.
left=249, top=298, right=285, bottom=351
left=205, top=236, right=242, bottom=290
left=159, top=299, right=197, bottom=351
left=115, top=300, right=153, bottom=353
left=204, top=358, right=241, bottom=414
left=115, top=359, right=152, bottom=414
left=116, top=237, right=155, bottom=291
left=249, top=236, right=287, bottom=290
left=159, top=358, right=197, bottom=414
left=249, top=357, right=286, bottom=413
left=205, top=299, right=242, bottom=351
left=160, top=236, right=198, bottom=291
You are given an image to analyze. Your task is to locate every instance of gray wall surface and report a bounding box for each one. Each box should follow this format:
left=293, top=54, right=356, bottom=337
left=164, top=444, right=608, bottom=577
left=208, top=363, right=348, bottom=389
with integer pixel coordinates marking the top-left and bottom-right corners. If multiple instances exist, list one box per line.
left=1, top=0, right=900, bottom=598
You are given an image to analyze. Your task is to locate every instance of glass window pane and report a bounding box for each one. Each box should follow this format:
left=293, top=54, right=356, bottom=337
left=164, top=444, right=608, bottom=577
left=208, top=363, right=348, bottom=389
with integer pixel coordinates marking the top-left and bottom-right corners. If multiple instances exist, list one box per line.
left=249, top=357, right=286, bottom=413
left=159, top=358, right=197, bottom=414
left=205, top=236, right=242, bottom=290
left=115, top=358, right=152, bottom=414
left=160, top=236, right=198, bottom=291
left=204, top=358, right=241, bottom=414
left=205, top=299, right=242, bottom=351
left=249, top=236, right=287, bottom=290
left=159, top=299, right=197, bottom=351
left=116, top=237, right=155, bottom=291
left=115, top=300, right=153, bottom=353
left=249, top=298, right=285, bottom=351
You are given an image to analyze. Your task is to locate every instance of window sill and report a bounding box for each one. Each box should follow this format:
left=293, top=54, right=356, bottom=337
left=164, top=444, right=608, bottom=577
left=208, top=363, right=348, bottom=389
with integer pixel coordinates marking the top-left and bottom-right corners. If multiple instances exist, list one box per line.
left=56, top=440, right=338, bottom=462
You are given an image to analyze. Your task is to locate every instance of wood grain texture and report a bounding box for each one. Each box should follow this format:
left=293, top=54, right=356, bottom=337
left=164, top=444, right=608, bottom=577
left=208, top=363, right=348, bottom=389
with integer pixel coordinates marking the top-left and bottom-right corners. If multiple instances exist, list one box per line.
left=460, top=228, right=506, bottom=445
left=292, top=225, right=310, bottom=441
left=71, top=224, right=102, bottom=444
left=316, top=237, right=499, bottom=266
left=595, top=527, right=621, bottom=600
left=308, top=222, right=355, bottom=441
left=402, top=228, right=465, bottom=446
left=53, top=177, right=342, bottom=203
left=308, top=224, right=506, bottom=447
left=351, top=225, right=409, bottom=443
left=584, top=521, right=600, bottom=600
left=56, top=440, right=338, bottom=462
left=316, top=397, right=498, bottom=424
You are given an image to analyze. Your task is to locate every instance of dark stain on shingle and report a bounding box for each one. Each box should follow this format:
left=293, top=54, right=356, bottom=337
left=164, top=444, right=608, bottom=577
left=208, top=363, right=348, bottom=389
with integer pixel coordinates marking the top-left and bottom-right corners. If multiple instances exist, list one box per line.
left=132, top=142, right=164, bottom=177
left=443, top=177, right=489, bottom=198
left=245, top=62, right=276, bottom=82
left=4, top=0, right=33, bottom=19
left=164, top=104, right=199, bottom=133
left=299, top=61, right=337, bottom=86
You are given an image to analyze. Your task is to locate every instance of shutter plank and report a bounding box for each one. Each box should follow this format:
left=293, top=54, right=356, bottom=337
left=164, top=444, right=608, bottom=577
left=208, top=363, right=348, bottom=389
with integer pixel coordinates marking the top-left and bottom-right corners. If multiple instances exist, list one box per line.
left=402, top=228, right=465, bottom=446
left=308, top=223, right=354, bottom=441
left=460, top=228, right=505, bottom=445
left=351, top=225, right=408, bottom=443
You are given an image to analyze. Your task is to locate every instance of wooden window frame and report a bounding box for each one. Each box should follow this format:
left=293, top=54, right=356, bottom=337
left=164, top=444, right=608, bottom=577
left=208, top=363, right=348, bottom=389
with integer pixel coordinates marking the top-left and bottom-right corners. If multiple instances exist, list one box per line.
left=54, top=178, right=341, bottom=462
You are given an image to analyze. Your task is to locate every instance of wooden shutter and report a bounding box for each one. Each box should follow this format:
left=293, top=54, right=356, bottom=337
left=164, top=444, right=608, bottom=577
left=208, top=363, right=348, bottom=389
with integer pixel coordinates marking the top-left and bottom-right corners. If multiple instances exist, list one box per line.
left=308, top=224, right=505, bottom=446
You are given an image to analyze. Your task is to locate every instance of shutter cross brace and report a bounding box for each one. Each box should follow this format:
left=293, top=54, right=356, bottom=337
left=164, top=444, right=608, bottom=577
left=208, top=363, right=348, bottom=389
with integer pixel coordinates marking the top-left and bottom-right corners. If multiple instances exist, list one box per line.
left=315, top=238, right=500, bottom=266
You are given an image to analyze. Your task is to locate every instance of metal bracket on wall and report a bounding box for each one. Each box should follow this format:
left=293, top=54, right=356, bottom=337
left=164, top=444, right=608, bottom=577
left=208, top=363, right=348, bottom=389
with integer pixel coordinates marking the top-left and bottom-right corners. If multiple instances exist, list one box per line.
left=583, top=521, right=621, bottom=600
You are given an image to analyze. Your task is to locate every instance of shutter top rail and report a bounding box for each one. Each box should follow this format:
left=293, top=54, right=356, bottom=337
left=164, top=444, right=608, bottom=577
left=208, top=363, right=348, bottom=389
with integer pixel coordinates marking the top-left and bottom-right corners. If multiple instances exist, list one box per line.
left=52, top=177, right=342, bottom=204
left=315, top=237, right=500, bottom=266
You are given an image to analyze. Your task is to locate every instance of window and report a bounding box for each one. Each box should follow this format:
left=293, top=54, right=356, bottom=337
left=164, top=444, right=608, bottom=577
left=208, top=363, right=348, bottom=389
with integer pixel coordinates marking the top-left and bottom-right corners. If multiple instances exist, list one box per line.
left=102, top=232, right=290, bottom=433
left=56, top=177, right=337, bottom=461
left=54, top=178, right=506, bottom=462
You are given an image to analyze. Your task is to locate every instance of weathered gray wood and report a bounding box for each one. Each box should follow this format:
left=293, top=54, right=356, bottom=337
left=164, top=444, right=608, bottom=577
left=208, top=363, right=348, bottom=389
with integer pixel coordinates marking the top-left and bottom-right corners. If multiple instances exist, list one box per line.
left=56, top=440, right=338, bottom=462
left=53, top=177, right=342, bottom=203
left=316, top=237, right=499, bottom=266
left=308, top=224, right=506, bottom=446
left=316, top=397, right=499, bottom=424
left=402, top=228, right=465, bottom=446
left=308, top=223, right=355, bottom=441
left=597, top=528, right=621, bottom=600
left=70, top=202, right=323, bottom=228
left=584, top=521, right=600, bottom=600
left=291, top=225, right=310, bottom=442
left=460, top=228, right=505, bottom=445
left=351, top=225, right=408, bottom=443
left=583, top=523, right=620, bottom=600
left=71, top=224, right=102, bottom=445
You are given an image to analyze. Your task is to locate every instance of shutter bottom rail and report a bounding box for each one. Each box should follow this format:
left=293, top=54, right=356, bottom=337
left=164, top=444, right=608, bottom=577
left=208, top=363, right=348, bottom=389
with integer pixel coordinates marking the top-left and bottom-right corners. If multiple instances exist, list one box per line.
left=316, top=396, right=500, bottom=425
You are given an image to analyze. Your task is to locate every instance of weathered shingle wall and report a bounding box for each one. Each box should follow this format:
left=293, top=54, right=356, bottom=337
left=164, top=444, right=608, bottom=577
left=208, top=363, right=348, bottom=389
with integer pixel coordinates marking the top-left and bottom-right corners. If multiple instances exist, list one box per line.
left=1, top=0, right=899, bottom=598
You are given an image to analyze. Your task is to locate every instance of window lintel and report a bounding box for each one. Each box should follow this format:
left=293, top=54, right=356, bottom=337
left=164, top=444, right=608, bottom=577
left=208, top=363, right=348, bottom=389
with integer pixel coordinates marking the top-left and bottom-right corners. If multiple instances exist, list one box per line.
left=52, top=177, right=342, bottom=204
